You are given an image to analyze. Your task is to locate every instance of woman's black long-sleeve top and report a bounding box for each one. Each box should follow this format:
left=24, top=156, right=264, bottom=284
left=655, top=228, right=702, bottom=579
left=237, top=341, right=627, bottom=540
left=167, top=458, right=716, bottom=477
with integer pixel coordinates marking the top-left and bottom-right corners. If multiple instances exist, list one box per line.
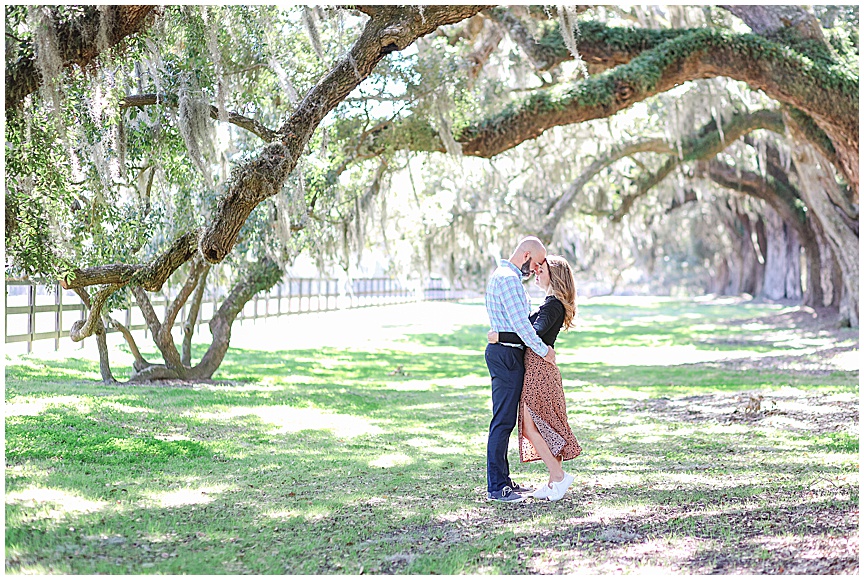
left=498, top=295, right=565, bottom=347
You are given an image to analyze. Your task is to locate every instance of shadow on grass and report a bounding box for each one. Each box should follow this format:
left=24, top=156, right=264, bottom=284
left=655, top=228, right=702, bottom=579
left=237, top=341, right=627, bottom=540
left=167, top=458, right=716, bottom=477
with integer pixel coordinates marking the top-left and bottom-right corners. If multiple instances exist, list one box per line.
left=5, top=405, right=858, bottom=574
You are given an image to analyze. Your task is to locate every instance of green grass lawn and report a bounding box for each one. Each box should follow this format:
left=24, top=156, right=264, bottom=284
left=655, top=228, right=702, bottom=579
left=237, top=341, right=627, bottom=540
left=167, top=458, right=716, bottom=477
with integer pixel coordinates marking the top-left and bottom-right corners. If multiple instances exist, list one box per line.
left=5, top=297, right=859, bottom=574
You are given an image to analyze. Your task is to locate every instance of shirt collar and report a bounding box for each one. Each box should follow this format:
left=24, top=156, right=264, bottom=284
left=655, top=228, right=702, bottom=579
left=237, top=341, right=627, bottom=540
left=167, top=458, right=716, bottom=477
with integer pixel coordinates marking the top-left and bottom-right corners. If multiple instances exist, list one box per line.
left=500, top=259, right=522, bottom=276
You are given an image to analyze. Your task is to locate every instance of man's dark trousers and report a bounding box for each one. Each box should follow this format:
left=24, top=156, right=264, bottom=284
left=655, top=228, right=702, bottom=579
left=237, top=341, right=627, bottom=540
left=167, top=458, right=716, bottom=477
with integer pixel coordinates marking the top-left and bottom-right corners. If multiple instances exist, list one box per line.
left=485, top=342, right=525, bottom=494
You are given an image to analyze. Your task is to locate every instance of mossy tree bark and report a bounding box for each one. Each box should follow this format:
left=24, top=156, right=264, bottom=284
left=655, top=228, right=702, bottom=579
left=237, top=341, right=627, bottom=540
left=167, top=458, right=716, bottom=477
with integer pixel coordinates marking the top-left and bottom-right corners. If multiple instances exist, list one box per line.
left=5, top=5, right=158, bottom=110
left=786, top=121, right=859, bottom=327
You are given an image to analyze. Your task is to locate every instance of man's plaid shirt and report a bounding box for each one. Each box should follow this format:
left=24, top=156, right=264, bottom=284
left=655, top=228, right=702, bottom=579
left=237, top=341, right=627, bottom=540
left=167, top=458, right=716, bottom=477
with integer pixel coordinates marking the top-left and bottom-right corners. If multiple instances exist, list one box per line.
left=485, top=260, right=549, bottom=357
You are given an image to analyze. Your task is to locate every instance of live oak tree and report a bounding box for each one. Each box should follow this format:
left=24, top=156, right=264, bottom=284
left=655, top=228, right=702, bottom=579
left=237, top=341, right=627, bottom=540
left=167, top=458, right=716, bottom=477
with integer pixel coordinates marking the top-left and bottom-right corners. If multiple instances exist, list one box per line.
left=5, top=5, right=859, bottom=385
left=356, top=5, right=857, bottom=323
left=5, top=5, right=486, bottom=382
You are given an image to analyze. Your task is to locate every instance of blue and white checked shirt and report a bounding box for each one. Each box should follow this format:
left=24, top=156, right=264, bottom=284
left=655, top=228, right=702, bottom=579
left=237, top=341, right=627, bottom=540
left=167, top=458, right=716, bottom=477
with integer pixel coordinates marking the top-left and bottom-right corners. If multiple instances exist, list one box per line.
left=485, top=260, right=549, bottom=357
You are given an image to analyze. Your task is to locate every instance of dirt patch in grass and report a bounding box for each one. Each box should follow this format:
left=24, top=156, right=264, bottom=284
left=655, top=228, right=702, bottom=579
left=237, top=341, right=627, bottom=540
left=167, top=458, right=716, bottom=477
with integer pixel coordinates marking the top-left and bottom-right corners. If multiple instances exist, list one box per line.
left=354, top=486, right=858, bottom=575
left=630, top=390, right=858, bottom=436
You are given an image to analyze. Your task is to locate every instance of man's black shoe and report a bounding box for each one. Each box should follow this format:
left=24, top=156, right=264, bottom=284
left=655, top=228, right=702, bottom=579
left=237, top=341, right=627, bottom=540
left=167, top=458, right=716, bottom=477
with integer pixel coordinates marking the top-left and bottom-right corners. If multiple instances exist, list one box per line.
left=508, top=480, right=533, bottom=493
left=487, top=486, right=526, bottom=503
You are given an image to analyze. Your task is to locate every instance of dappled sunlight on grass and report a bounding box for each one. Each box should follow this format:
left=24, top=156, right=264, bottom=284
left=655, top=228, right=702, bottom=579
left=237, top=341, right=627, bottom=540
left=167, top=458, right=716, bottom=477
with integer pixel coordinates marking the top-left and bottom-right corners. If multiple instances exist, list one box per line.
left=193, top=405, right=384, bottom=438
left=557, top=345, right=786, bottom=366
left=369, top=453, right=414, bottom=468
left=6, top=487, right=108, bottom=519
left=146, top=485, right=227, bottom=508
left=4, top=298, right=857, bottom=574
left=101, top=401, right=155, bottom=414
left=5, top=395, right=92, bottom=417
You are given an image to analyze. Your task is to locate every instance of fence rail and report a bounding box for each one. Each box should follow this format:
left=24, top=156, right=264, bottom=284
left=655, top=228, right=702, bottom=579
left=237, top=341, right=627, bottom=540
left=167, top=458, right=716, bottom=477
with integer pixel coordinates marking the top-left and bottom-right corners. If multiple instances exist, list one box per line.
left=5, top=277, right=475, bottom=352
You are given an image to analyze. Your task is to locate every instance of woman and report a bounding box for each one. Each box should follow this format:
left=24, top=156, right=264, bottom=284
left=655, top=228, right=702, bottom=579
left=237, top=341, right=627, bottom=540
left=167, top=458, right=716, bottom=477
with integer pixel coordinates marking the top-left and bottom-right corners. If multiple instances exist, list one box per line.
left=488, top=255, right=581, bottom=501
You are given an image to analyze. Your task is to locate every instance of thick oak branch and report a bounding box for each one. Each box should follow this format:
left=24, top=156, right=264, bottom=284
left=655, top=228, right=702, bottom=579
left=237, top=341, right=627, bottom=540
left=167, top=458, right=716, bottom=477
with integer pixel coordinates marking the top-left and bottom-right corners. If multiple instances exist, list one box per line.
left=63, top=229, right=200, bottom=292
left=486, top=10, right=688, bottom=74
left=6, top=6, right=157, bottom=110
left=611, top=109, right=785, bottom=221
left=198, top=5, right=488, bottom=264
left=454, top=28, right=856, bottom=175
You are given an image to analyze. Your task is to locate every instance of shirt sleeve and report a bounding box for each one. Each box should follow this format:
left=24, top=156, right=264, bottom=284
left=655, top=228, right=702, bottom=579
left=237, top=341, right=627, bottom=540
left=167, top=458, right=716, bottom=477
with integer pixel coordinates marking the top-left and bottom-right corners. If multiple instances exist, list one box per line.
left=499, top=276, right=549, bottom=357
left=532, top=299, right=564, bottom=338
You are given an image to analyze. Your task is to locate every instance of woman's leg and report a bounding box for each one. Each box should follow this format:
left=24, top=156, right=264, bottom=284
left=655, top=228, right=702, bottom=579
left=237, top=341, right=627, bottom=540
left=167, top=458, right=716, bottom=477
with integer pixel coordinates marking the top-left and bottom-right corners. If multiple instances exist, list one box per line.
left=521, top=401, right=565, bottom=483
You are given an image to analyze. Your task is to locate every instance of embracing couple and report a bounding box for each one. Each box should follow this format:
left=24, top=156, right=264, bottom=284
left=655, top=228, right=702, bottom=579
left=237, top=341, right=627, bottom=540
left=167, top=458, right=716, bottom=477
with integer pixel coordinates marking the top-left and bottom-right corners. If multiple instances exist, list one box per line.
left=484, top=236, right=581, bottom=503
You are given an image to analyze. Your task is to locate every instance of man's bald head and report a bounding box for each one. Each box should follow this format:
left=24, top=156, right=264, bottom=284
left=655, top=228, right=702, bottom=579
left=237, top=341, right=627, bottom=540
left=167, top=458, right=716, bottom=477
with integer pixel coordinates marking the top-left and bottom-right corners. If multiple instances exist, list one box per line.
left=509, top=236, right=547, bottom=277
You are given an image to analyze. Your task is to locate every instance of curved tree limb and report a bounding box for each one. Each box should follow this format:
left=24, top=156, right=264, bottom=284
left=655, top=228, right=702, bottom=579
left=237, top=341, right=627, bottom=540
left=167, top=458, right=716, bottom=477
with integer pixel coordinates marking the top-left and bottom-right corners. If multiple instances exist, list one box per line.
left=610, top=109, right=785, bottom=222
left=161, top=258, right=208, bottom=345
left=486, top=8, right=688, bottom=74
left=69, top=283, right=126, bottom=342
left=538, top=137, right=673, bottom=242
left=6, top=5, right=158, bottom=110
left=198, top=5, right=489, bottom=264
left=120, top=93, right=277, bottom=142
left=104, top=315, right=152, bottom=371
left=131, top=286, right=162, bottom=338
left=453, top=29, right=856, bottom=166
left=182, top=264, right=210, bottom=367
left=62, top=229, right=200, bottom=292
left=131, top=285, right=184, bottom=376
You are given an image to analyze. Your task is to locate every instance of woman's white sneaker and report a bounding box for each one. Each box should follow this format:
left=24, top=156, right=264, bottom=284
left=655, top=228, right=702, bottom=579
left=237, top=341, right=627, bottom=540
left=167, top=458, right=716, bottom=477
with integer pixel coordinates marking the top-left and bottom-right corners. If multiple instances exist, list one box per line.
left=547, top=472, right=575, bottom=501
left=531, top=483, right=553, bottom=500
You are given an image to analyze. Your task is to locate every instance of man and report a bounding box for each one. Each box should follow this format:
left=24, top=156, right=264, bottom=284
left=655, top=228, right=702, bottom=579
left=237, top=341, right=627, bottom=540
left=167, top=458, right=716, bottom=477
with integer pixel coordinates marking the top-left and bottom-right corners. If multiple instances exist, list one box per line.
left=484, top=236, right=556, bottom=503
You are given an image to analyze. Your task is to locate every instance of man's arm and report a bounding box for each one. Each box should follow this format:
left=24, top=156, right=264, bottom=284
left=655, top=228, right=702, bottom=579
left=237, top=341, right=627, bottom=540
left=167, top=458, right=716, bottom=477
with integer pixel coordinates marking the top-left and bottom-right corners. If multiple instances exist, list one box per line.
left=499, top=276, right=549, bottom=358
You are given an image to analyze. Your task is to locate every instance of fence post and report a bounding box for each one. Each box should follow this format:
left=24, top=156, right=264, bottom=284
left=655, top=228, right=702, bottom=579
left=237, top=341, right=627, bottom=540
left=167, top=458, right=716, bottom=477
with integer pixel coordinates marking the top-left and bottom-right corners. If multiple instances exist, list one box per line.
left=55, top=282, right=62, bottom=351
left=26, top=283, right=35, bottom=354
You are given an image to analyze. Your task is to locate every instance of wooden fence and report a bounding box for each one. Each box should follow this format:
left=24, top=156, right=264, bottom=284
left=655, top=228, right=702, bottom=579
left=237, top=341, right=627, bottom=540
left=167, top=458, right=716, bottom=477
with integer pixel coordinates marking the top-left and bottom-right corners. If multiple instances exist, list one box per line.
left=5, top=277, right=439, bottom=353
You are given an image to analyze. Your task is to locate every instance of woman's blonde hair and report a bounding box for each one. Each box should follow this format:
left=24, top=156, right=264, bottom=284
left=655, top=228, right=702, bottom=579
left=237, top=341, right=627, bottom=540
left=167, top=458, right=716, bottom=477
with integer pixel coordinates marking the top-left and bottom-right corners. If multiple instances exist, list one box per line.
left=545, top=255, right=577, bottom=330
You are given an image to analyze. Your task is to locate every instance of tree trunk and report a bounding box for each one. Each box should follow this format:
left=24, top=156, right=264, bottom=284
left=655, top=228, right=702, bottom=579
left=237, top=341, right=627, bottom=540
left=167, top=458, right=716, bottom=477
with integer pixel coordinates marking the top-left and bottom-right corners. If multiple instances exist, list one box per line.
left=809, top=214, right=839, bottom=309
left=95, top=324, right=116, bottom=384
left=801, top=231, right=823, bottom=308
left=720, top=205, right=763, bottom=297
left=830, top=254, right=844, bottom=310
left=761, top=206, right=801, bottom=301
left=182, top=265, right=210, bottom=367
left=190, top=259, right=283, bottom=379
left=710, top=258, right=731, bottom=295
left=72, top=288, right=116, bottom=384
left=128, top=258, right=282, bottom=382
left=785, top=230, right=803, bottom=301
left=787, top=123, right=859, bottom=326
